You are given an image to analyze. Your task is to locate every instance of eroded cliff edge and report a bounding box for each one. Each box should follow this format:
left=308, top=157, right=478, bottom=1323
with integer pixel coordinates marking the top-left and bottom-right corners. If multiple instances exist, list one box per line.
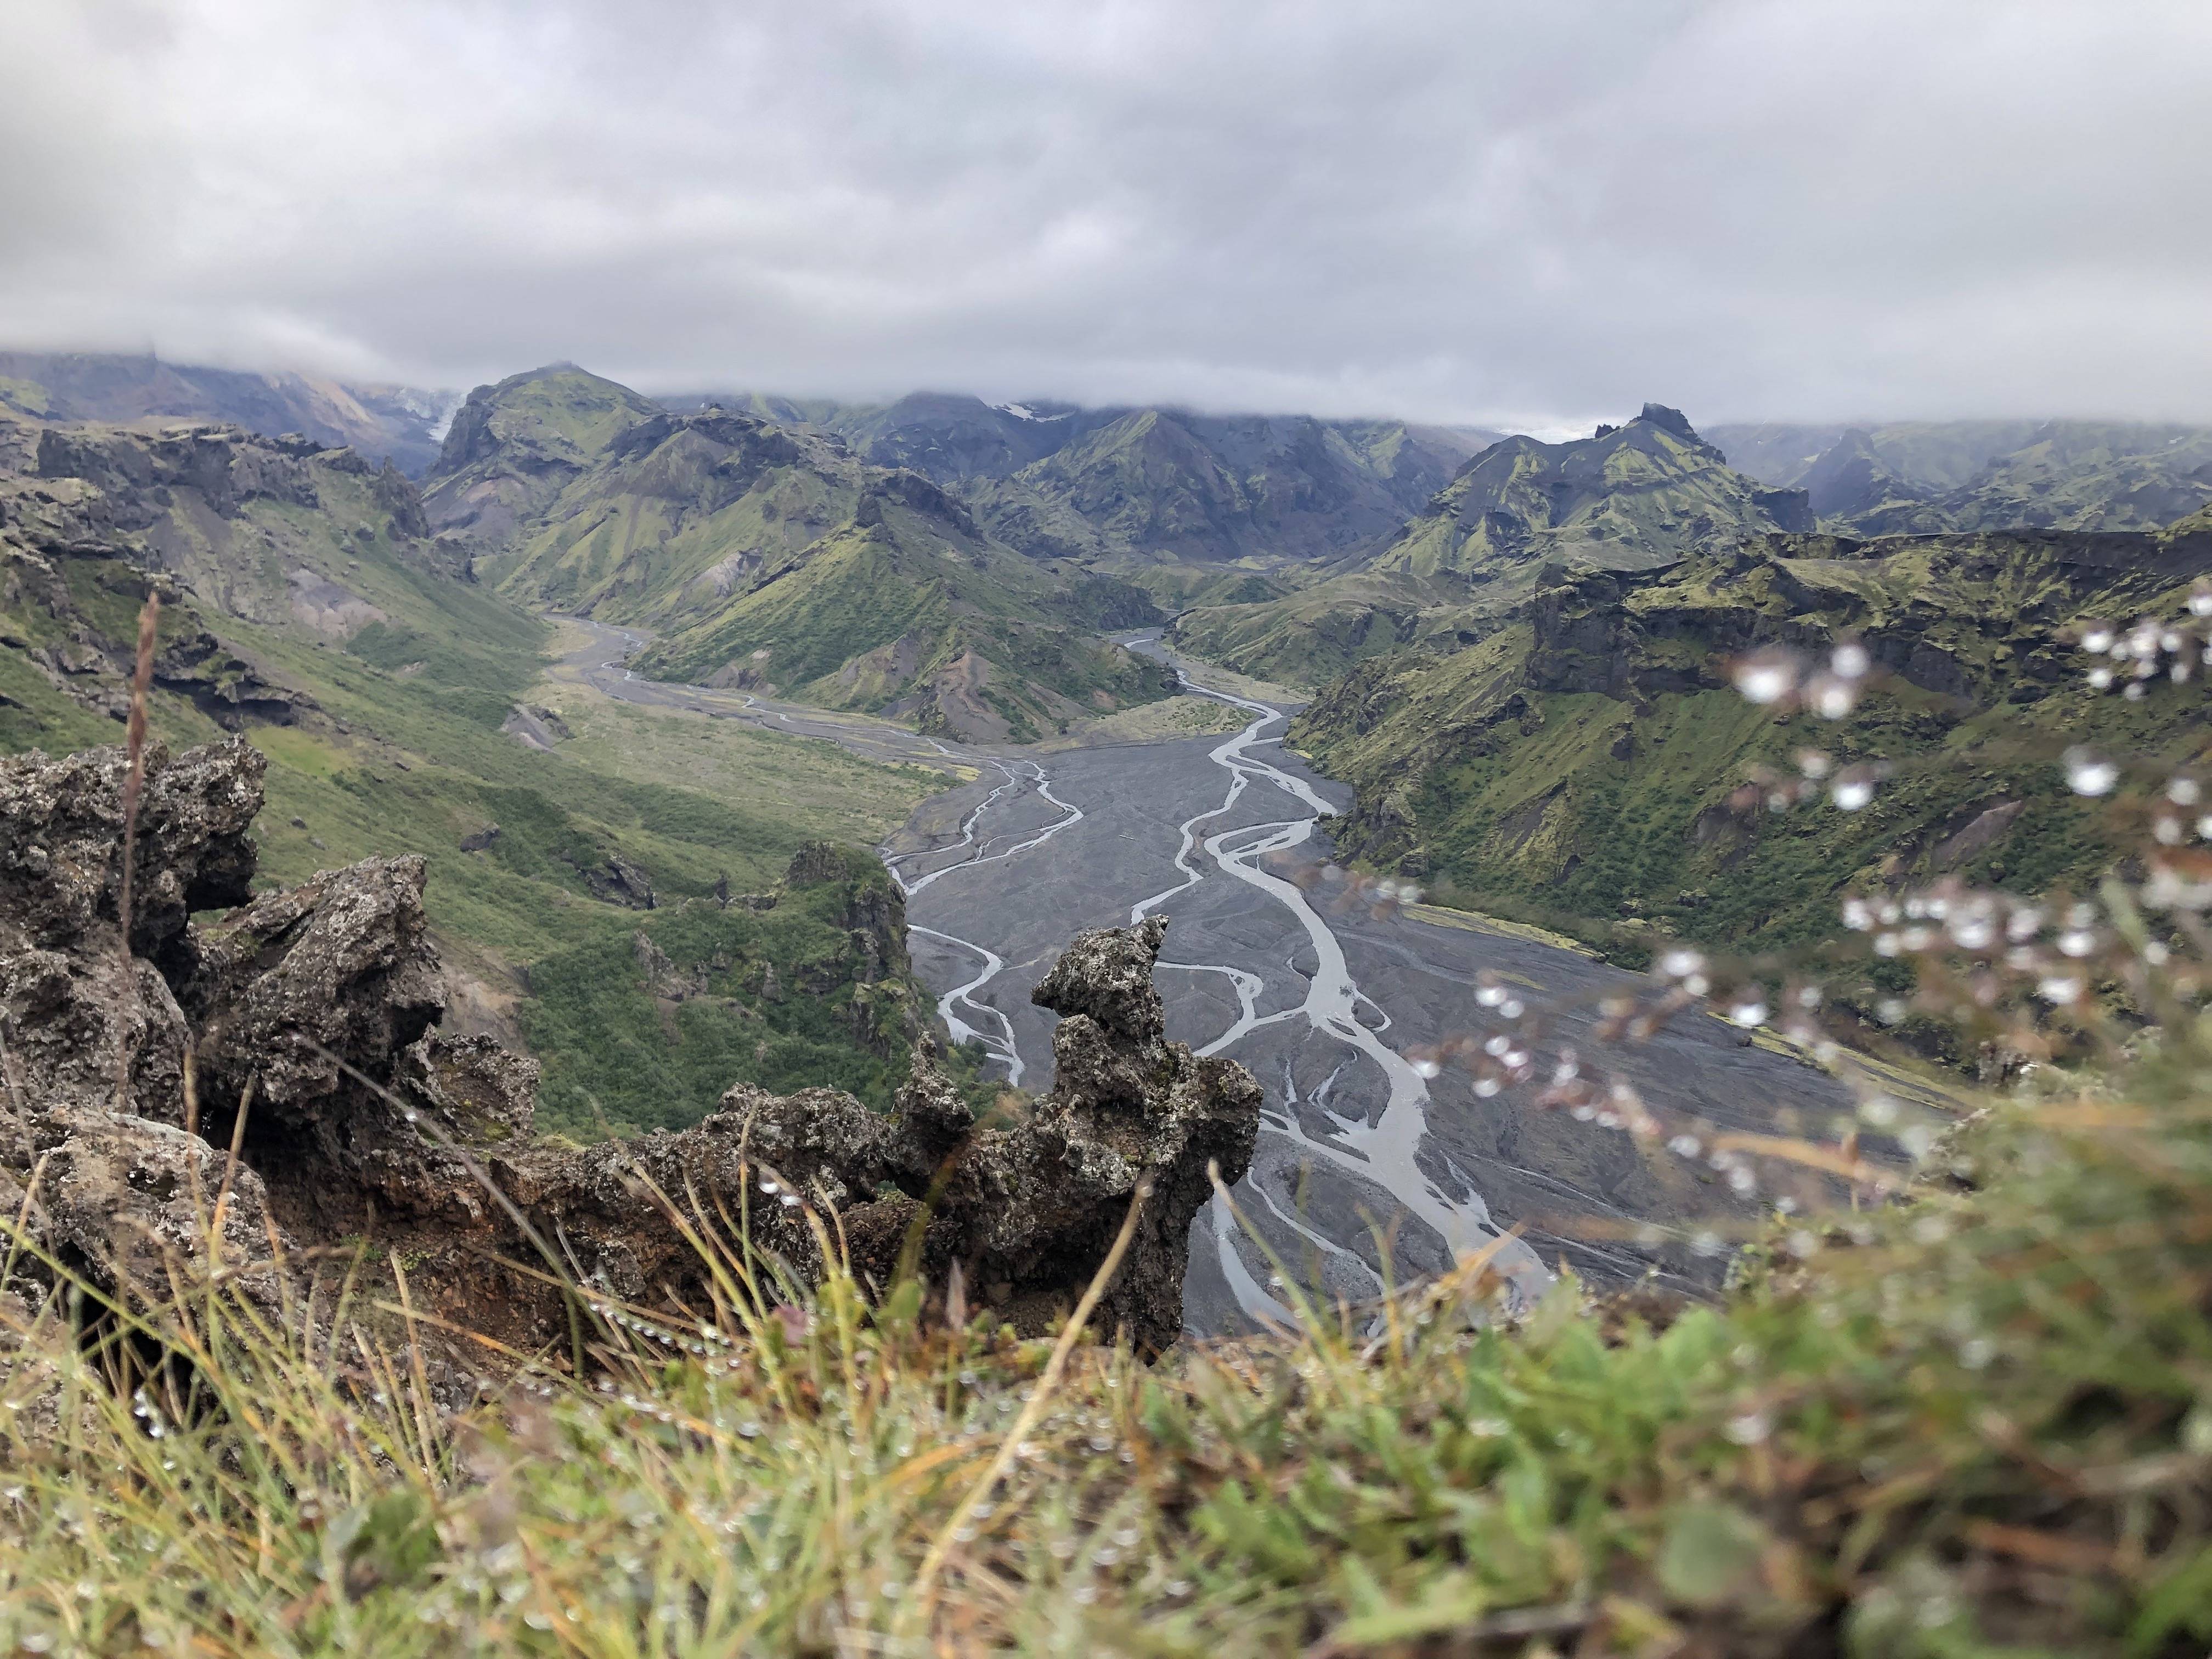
left=0, top=737, right=1260, bottom=1358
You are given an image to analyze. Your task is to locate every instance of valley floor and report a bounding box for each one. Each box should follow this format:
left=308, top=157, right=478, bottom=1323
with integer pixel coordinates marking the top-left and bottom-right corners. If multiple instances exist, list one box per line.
left=557, top=621, right=1956, bottom=1331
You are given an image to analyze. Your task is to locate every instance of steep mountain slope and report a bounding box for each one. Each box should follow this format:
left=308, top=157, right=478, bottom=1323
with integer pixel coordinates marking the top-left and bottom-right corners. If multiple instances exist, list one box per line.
left=973, top=406, right=1498, bottom=569
left=1367, top=404, right=1812, bottom=581
left=420, top=363, right=664, bottom=546
left=1170, top=404, right=1809, bottom=686
left=0, top=409, right=943, bottom=1130
left=1291, top=512, right=2212, bottom=972
left=673, top=387, right=1498, bottom=573
left=1711, top=419, right=2212, bottom=534
left=432, top=372, right=1172, bottom=741
left=0, top=349, right=452, bottom=475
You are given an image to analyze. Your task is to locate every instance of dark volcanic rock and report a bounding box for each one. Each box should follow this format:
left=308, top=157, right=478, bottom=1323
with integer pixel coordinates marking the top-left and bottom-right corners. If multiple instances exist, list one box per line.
left=0, top=738, right=1259, bottom=1359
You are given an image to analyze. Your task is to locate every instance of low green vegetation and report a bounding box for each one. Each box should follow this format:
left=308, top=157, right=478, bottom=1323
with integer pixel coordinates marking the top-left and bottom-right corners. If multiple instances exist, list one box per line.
left=428, top=369, right=1174, bottom=740
left=522, top=849, right=921, bottom=1137
left=1291, top=524, right=2212, bottom=1011
left=4, top=901, right=2209, bottom=1654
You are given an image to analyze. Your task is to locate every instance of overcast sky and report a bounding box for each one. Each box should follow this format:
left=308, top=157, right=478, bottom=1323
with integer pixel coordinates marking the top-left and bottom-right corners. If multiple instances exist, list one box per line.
left=3, top=1, right=2209, bottom=430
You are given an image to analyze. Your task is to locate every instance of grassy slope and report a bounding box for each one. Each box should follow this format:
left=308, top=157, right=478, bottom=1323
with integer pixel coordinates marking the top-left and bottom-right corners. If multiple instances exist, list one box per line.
left=1163, top=411, right=1810, bottom=689
left=1371, top=413, right=1804, bottom=583
left=1, top=417, right=944, bottom=1133
left=1292, top=530, right=2212, bottom=989
left=1169, top=569, right=1485, bottom=691
left=5, top=923, right=2209, bottom=1655
left=628, top=510, right=1173, bottom=743
left=448, top=391, right=1174, bottom=740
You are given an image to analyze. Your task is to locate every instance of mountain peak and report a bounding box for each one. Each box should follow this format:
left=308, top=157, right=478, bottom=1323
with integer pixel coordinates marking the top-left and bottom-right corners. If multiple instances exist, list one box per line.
left=1636, top=403, right=1698, bottom=439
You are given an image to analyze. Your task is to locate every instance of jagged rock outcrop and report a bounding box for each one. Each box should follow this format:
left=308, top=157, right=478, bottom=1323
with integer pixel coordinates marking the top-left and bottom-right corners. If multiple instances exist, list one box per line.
left=0, top=737, right=1259, bottom=1358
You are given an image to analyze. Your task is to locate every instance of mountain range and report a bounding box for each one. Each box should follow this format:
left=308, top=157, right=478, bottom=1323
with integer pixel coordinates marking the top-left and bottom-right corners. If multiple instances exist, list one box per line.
left=1288, top=510, right=2212, bottom=990
left=1710, top=418, right=2212, bottom=535
left=1169, top=404, right=1818, bottom=687
left=0, top=349, right=456, bottom=476
left=424, top=366, right=1173, bottom=741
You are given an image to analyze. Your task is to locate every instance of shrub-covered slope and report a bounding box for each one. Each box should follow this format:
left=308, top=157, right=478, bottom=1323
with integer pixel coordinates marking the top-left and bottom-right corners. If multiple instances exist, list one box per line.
left=1364, top=404, right=1812, bottom=583
left=670, top=387, right=1499, bottom=569
left=1291, top=518, right=2212, bottom=962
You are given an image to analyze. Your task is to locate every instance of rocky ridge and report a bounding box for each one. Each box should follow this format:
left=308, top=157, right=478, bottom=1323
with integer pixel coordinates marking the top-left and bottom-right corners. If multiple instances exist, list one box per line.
left=1289, top=511, right=2212, bottom=963
left=0, top=737, right=1260, bottom=1357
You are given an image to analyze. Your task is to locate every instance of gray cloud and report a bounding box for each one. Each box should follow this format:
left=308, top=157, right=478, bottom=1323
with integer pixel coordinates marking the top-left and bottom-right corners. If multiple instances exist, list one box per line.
left=2, top=0, right=2208, bottom=427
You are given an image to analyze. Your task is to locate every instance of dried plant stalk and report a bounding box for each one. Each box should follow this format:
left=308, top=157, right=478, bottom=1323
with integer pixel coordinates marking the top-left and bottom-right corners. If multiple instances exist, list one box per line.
left=113, top=592, right=161, bottom=1111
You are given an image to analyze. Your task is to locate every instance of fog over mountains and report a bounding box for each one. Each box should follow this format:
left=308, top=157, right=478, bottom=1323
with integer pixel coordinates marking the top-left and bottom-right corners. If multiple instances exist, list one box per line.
left=6, top=4, right=2210, bottom=427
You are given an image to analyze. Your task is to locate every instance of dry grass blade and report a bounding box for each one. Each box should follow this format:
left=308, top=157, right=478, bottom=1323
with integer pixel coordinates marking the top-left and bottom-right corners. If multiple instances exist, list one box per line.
left=909, top=1179, right=1151, bottom=1626
left=111, top=591, right=161, bottom=1111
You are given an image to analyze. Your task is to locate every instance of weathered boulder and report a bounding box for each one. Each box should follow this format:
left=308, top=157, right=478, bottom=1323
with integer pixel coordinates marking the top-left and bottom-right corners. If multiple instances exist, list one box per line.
left=0, top=738, right=264, bottom=1122
left=12, top=1101, right=292, bottom=1318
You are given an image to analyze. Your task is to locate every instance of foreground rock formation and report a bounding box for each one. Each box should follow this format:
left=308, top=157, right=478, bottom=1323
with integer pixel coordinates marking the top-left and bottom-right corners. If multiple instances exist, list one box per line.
left=0, top=737, right=1259, bottom=1357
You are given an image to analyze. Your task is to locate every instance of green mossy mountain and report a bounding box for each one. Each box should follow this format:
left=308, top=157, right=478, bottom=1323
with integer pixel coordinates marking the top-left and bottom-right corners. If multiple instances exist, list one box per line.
left=1169, top=405, right=1813, bottom=687
left=0, top=407, right=940, bottom=1133
left=669, top=387, right=1500, bottom=574
left=1290, top=514, right=2212, bottom=975
left=428, top=370, right=1174, bottom=741
left=0, top=348, right=450, bottom=475
left=1365, top=403, right=1813, bottom=582
left=1711, top=418, right=2212, bottom=535
left=421, top=364, right=665, bottom=546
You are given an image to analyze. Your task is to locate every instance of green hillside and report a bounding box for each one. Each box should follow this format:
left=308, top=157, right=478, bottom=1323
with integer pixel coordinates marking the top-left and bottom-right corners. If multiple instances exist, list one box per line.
left=428, top=373, right=1174, bottom=741
left=421, top=364, right=664, bottom=545
left=1368, top=404, right=1811, bottom=582
left=1169, top=405, right=1811, bottom=687
left=970, top=407, right=1492, bottom=567
left=1290, top=517, right=2212, bottom=988
left=0, top=409, right=942, bottom=1132
left=668, top=387, right=1497, bottom=566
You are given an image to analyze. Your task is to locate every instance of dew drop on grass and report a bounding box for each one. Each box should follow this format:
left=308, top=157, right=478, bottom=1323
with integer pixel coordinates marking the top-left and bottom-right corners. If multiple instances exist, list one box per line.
left=1805, top=676, right=1857, bottom=719
left=2063, top=747, right=2118, bottom=796
left=1731, top=650, right=1798, bottom=705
